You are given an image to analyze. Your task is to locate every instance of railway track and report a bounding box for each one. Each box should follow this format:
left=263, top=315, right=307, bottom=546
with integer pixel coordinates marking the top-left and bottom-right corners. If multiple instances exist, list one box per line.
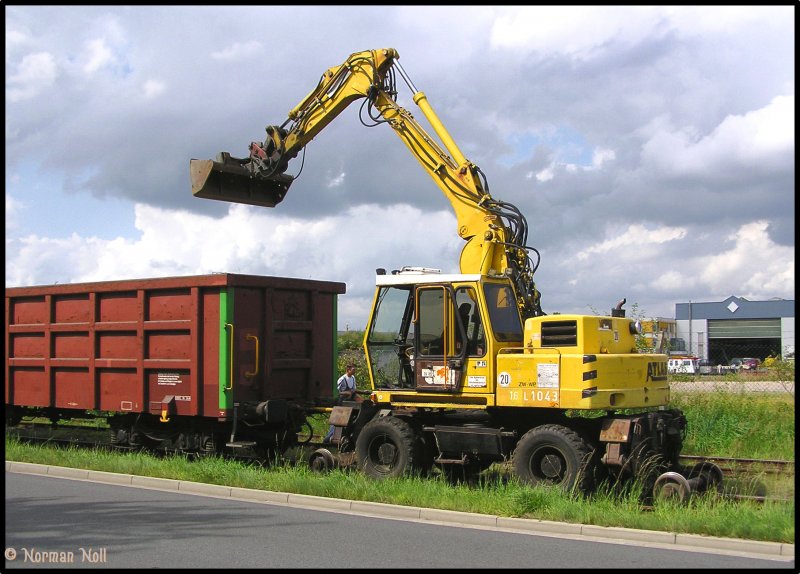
left=7, top=422, right=794, bottom=504
left=679, top=454, right=794, bottom=475
left=5, top=422, right=269, bottom=463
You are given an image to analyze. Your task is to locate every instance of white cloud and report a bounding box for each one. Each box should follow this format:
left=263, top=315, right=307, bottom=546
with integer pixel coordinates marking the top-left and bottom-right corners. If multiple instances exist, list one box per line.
left=700, top=221, right=795, bottom=298
left=84, top=38, right=115, bottom=74
left=532, top=145, right=616, bottom=184
left=640, top=220, right=795, bottom=302
left=5, top=202, right=460, bottom=329
left=652, top=270, right=692, bottom=292
left=5, top=29, right=30, bottom=50
left=534, top=167, right=554, bottom=182
left=6, top=52, right=58, bottom=102
left=211, top=41, right=263, bottom=61
left=641, top=95, right=794, bottom=176
left=3, top=6, right=794, bottom=329
left=5, top=195, right=24, bottom=233
left=576, top=224, right=687, bottom=261
left=489, top=6, right=790, bottom=58
left=592, top=148, right=616, bottom=168
left=545, top=219, right=793, bottom=318
left=327, top=171, right=346, bottom=188
left=490, top=6, right=666, bottom=56
left=660, top=5, right=786, bottom=34
left=143, top=79, right=166, bottom=98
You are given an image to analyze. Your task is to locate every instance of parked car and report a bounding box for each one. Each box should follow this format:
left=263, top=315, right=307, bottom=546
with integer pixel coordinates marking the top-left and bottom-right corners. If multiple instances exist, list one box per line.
left=698, top=359, right=715, bottom=375
left=668, top=357, right=700, bottom=375
left=729, top=357, right=760, bottom=371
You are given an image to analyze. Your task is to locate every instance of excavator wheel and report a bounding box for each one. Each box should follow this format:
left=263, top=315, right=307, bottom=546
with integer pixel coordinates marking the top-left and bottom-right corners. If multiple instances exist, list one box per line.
left=356, top=416, right=417, bottom=479
left=512, top=424, right=593, bottom=494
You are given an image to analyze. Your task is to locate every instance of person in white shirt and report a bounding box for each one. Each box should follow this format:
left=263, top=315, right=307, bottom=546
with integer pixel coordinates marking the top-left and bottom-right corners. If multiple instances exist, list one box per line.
left=323, top=364, right=358, bottom=443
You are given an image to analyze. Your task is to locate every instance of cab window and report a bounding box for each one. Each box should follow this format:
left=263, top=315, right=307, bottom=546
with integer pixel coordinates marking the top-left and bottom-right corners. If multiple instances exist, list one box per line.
left=418, top=287, right=447, bottom=356
left=454, top=287, right=486, bottom=356
left=484, top=283, right=523, bottom=342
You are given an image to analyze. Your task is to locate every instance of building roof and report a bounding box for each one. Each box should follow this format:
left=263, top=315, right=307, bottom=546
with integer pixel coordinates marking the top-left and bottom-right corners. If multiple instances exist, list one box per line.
left=675, top=296, right=795, bottom=320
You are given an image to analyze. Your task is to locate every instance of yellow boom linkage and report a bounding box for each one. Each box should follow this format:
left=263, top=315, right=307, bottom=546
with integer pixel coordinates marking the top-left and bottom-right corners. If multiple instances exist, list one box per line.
left=190, top=48, right=542, bottom=319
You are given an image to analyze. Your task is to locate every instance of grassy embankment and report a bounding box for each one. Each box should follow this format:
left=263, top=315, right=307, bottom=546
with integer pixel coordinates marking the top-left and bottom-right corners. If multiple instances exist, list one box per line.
left=6, top=390, right=794, bottom=544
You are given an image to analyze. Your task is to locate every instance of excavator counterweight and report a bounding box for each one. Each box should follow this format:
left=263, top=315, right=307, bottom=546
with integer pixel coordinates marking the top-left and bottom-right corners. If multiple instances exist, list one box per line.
left=190, top=154, right=294, bottom=208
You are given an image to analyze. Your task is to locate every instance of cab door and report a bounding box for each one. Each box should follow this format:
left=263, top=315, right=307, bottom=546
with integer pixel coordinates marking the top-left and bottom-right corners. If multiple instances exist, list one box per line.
left=414, top=286, right=466, bottom=392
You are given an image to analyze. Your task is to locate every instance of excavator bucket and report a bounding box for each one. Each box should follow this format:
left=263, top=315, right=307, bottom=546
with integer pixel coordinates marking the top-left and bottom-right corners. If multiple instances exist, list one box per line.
left=190, top=154, right=294, bottom=208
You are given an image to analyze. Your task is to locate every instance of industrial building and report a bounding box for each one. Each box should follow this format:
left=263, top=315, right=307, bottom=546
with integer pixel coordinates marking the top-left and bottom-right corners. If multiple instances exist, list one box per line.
left=674, top=296, right=795, bottom=365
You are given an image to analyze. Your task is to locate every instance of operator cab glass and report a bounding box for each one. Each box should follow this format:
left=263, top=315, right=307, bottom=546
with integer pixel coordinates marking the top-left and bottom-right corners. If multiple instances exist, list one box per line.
left=365, top=280, right=518, bottom=392
left=454, top=287, right=486, bottom=356
left=483, top=283, right=523, bottom=342
left=366, top=286, right=415, bottom=390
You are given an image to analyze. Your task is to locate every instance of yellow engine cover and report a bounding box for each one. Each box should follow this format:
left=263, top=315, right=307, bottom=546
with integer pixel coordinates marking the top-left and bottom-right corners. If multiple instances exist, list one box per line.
left=494, top=314, right=669, bottom=410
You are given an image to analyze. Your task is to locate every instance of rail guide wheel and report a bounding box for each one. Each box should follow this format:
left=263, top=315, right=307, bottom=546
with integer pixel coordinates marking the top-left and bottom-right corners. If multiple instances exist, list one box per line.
left=653, top=461, right=724, bottom=504
left=653, top=471, right=692, bottom=503
left=309, top=448, right=337, bottom=473
left=688, top=461, right=724, bottom=494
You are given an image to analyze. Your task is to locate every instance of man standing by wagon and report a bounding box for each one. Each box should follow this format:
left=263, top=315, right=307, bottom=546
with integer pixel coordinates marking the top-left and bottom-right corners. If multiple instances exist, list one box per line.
left=323, top=363, right=360, bottom=444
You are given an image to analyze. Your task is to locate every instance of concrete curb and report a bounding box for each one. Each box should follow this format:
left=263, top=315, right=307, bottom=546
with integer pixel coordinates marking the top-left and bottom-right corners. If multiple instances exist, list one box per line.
left=6, top=461, right=794, bottom=560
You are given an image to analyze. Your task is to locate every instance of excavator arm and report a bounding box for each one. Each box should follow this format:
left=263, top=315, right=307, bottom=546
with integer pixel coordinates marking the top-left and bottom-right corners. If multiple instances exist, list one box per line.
left=190, top=48, right=543, bottom=318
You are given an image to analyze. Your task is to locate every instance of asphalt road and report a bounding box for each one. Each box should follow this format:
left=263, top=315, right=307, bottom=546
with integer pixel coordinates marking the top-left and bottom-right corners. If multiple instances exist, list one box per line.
left=4, top=471, right=794, bottom=569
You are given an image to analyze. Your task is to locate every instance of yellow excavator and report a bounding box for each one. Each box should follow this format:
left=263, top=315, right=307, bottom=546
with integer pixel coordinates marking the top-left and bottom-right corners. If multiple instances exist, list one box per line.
left=191, top=48, right=720, bottom=501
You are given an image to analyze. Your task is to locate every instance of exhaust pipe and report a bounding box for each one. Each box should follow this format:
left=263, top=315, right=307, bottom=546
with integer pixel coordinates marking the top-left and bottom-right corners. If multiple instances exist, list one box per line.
left=190, top=153, right=294, bottom=208
left=611, top=298, right=626, bottom=318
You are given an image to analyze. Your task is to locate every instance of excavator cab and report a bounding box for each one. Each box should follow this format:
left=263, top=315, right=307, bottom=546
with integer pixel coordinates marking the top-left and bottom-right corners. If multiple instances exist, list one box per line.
left=190, top=152, right=294, bottom=208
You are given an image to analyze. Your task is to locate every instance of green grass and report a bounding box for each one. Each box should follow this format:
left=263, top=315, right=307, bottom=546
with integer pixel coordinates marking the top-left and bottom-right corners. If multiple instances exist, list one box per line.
left=5, top=393, right=794, bottom=544
left=673, top=392, right=794, bottom=460
left=5, top=437, right=793, bottom=544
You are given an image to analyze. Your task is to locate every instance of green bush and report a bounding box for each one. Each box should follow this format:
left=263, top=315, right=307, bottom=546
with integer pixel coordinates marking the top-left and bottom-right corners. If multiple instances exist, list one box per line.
left=337, top=331, right=368, bottom=393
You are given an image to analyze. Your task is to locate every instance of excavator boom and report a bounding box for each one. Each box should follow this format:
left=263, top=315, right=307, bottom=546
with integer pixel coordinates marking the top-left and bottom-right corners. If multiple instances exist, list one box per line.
left=190, top=48, right=543, bottom=318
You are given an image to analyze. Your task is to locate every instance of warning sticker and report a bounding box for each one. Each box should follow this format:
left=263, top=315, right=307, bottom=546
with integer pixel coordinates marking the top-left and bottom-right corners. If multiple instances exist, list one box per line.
left=467, top=376, right=487, bottom=387
left=537, top=363, right=559, bottom=388
left=157, top=373, right=182, bottom=386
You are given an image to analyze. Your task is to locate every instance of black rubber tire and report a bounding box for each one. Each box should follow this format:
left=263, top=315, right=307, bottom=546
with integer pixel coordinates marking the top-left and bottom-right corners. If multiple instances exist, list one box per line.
left=356, top=416, right=417, bottom=479
left=512, top=424, right=593, bottom=494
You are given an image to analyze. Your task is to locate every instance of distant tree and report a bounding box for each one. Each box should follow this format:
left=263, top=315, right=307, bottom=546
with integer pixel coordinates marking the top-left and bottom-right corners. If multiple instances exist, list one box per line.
left=627, top=302, right=650, bottom=353
left=763, top=354, right=795, bottom=383
left=337, top=331, right=367, bottom=391
left=338, top=330, right=363, bottom=350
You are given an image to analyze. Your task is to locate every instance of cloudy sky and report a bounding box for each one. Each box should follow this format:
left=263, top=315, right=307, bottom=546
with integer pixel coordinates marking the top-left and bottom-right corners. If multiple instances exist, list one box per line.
left=5, top=6, right=794, bottom=330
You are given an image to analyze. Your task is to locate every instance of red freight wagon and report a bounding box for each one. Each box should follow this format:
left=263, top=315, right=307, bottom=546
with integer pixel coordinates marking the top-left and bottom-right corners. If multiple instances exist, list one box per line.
left=5, top=273, right=346, bottom=454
